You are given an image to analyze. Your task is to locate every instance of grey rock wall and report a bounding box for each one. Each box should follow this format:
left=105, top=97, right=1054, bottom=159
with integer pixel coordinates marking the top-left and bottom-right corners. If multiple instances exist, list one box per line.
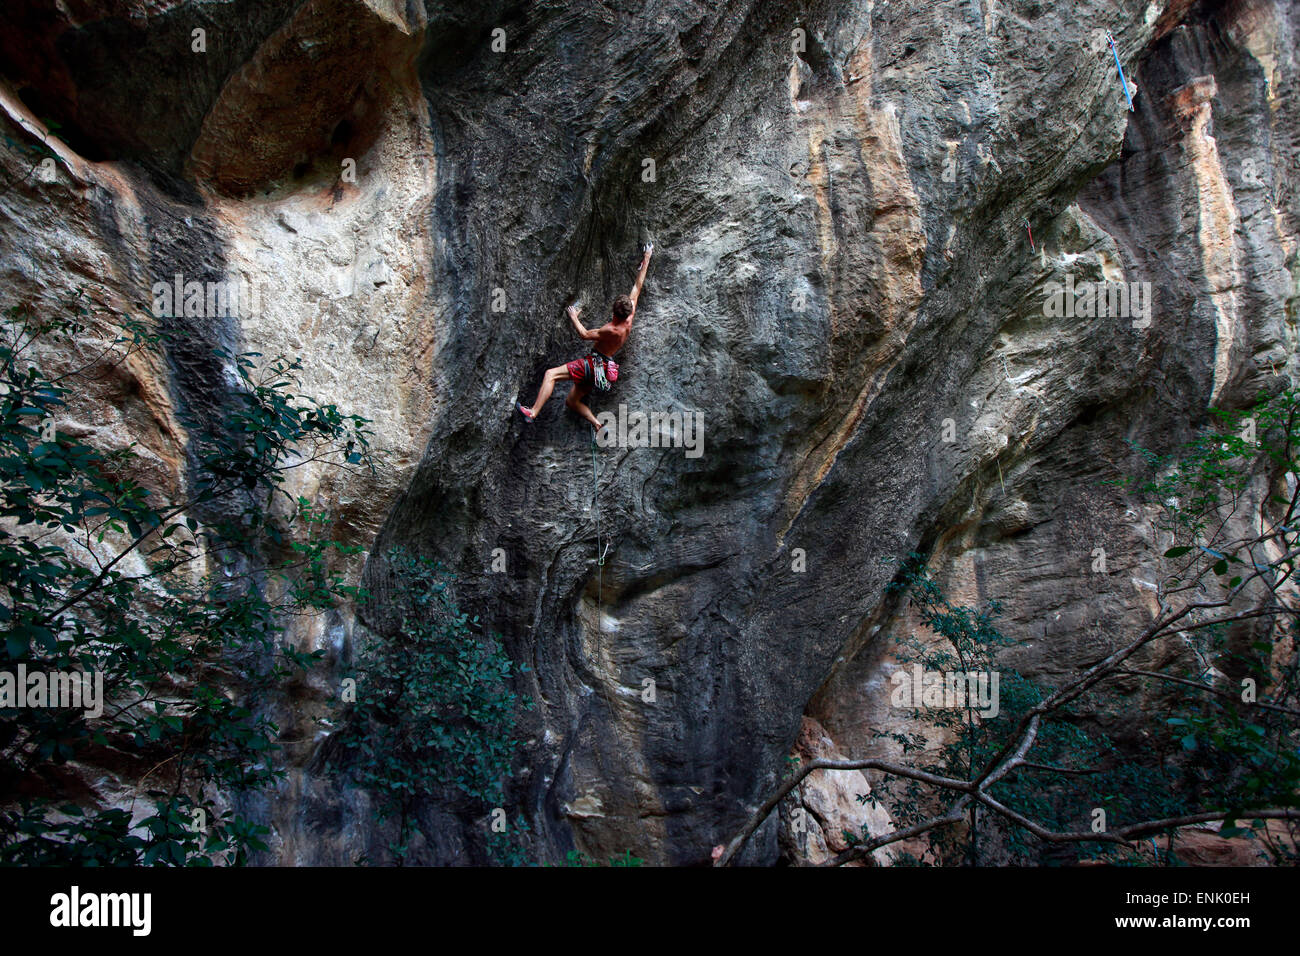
left=1, top=0, right=1296, bottom=865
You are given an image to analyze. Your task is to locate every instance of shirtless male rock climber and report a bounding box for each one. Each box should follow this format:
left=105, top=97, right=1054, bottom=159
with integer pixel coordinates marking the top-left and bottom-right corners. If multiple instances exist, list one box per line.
left=518, top=243, right=653, bottom=433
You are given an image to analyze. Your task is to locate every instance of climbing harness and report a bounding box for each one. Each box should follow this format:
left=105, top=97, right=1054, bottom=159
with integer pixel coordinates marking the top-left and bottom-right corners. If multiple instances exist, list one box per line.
left=1107, top=31, right=1135, bottom=112
left=590, top=352, right=619, bottom=394
left=1024, top=218, right=1035, bottom=251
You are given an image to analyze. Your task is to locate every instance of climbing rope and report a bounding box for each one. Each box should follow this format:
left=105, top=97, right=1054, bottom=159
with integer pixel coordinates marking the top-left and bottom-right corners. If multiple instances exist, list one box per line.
left=1107, top=31, right=1135, bottom=112
left=588, top=432, right=622, bottom=722
left=591, top=433, right=604, bottom=609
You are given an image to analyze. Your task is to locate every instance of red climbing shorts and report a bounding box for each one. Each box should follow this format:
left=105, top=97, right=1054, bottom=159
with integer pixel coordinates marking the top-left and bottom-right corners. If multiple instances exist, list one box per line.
left=566, top=353, right=619, bottom=390
left=565, top=357, right=591, bottom=382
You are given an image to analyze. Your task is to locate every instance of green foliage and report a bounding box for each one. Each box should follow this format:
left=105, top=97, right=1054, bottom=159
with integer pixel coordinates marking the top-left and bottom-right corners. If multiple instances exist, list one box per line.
left=1120, top=391, right=1300, bottom=862
left=1117, top=390, right=1300, bottom=544
left=337, top=548, right=530, bottom=865
left=549, top=848, right=645, bottom=867
left=864, top=390, right=1300, bottom=865
left=872, top=556, right=1189, bottom=865
left=0, top=294, right=372, bottom=865
left=487, top=814, right=534, bottom=867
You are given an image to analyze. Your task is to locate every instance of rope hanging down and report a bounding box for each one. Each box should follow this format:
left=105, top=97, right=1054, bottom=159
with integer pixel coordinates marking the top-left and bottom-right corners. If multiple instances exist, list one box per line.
left=591, top=434, right=609, bottom=608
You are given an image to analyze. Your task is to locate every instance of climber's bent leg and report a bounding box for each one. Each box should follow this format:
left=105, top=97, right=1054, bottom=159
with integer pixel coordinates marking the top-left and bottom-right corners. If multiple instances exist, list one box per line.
left=522, top=364, right=572, bottom=418
left=566, top=383, right=603, bottom=432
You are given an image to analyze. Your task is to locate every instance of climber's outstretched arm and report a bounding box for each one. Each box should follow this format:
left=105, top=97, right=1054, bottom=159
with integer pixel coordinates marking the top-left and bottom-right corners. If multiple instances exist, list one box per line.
left=629, top=242, right=653, bottom=310
left=567, top=303, right=599, bottom=341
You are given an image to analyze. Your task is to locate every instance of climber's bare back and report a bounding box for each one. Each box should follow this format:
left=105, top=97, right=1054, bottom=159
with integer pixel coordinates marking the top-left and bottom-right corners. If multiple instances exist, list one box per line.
left=591, top=319, right=632, bottom=358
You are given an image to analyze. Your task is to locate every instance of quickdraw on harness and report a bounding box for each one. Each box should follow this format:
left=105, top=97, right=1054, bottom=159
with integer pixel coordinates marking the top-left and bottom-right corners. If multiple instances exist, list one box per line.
left=589, top=352, right=619, bottom=393
left=1107, top=31, right=1135, bottom=112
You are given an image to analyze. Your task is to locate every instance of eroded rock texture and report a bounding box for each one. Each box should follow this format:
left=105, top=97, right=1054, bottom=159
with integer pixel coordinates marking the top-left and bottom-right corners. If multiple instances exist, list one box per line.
left=1, top=0, right=1296, bottom=864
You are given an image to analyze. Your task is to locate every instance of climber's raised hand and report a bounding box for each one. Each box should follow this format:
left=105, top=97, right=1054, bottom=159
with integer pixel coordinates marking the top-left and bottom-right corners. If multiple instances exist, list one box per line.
left=631, top=243, right=653, bottom=307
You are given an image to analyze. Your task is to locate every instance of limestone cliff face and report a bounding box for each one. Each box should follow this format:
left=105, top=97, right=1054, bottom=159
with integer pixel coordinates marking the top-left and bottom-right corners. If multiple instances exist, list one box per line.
left=1, top=0, right=1296, bottom=865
